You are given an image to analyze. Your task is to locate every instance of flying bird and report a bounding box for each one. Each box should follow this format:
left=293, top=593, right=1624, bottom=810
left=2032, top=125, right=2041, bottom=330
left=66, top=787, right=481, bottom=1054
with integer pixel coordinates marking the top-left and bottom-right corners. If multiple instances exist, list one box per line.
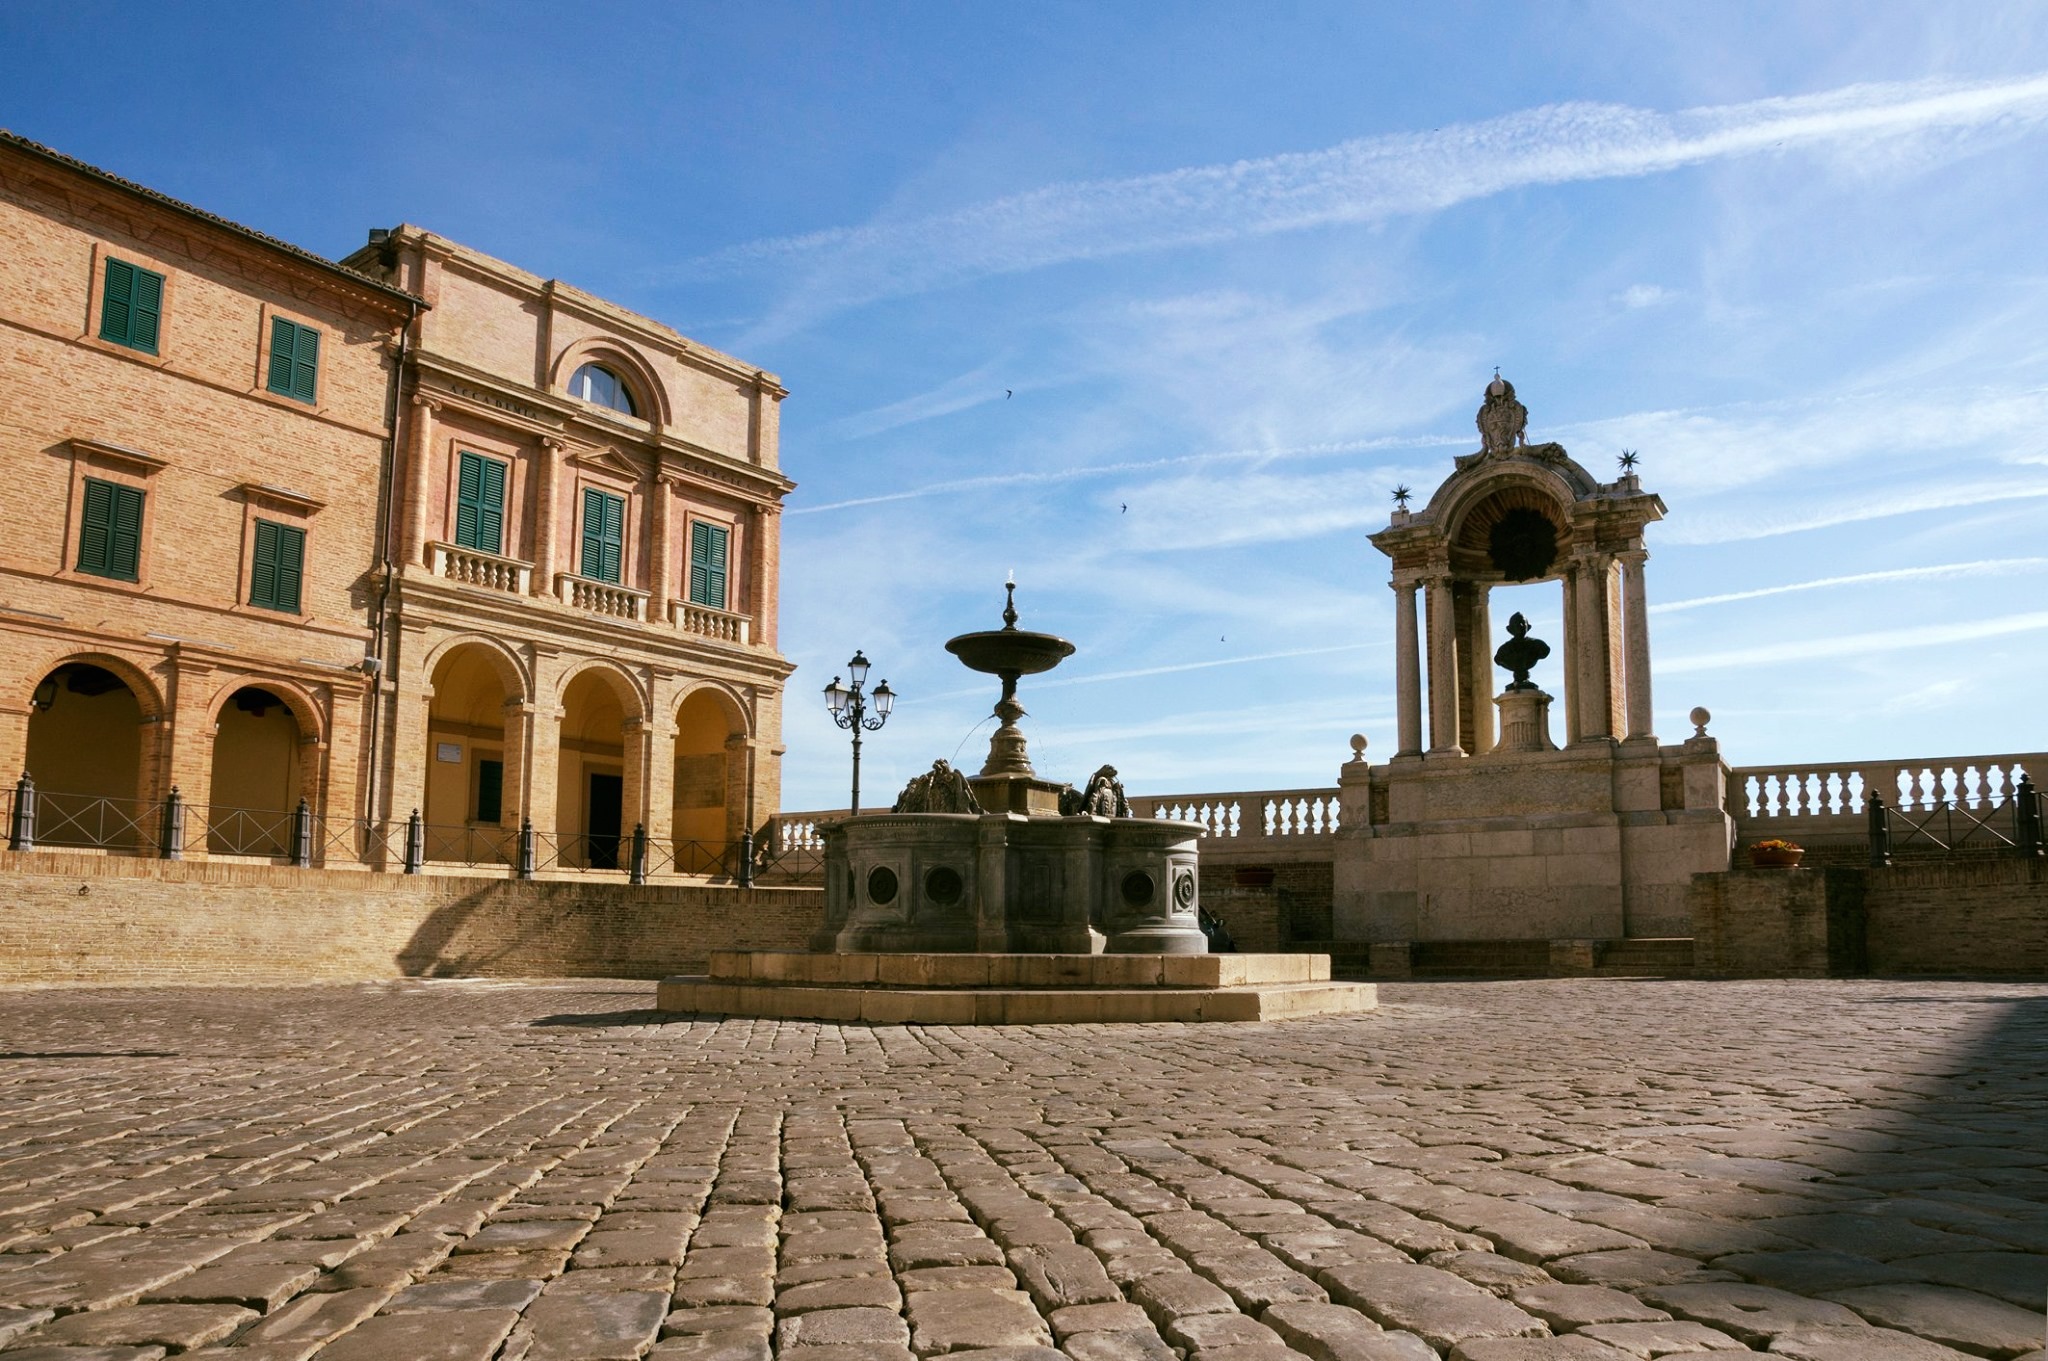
left=1120, top=503, right=1127, bottom=513
left=1005, top=389, right=1012, bottom=399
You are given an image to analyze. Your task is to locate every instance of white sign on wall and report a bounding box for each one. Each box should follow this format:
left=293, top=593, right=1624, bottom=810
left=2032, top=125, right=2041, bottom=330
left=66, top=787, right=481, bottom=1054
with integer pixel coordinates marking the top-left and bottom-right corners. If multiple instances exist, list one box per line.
left=435, top=742, right=463, bottom=764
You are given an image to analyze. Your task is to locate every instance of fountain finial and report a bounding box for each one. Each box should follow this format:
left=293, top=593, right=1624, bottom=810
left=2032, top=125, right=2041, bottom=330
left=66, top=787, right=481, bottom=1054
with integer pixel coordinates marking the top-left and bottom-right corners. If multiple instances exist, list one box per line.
left=1002, top=580, right=1018, bottom=630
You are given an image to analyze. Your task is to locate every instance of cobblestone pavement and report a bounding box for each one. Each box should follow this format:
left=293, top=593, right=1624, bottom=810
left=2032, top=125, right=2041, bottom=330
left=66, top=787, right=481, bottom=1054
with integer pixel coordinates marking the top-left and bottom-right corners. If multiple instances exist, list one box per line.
left=0, top=978, right=2043, bottom=1361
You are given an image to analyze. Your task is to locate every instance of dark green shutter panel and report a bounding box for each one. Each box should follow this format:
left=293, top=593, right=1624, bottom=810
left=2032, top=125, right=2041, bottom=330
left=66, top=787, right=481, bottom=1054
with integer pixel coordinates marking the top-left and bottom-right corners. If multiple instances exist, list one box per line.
left=107, top=484, right=143, bottom=578
left=100, top=259, right=133, bottom=344
left=291, top=324, right=319, bottom=402
left=689, top=522, right=728, bottom=608
left=478, top=457, right=505, bottom=553
left=251, top=520, right=279, bottom=607
left=129, top=268, right=162, bottom=352
left=454, top=453, right=481, bottom=549
left=78, top=478, right=114, bottom=573
left=267, top=317, right=296, bottom=394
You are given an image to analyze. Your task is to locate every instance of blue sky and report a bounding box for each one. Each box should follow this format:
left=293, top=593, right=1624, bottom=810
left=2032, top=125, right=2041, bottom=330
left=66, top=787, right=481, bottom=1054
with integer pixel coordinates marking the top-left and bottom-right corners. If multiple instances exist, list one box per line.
left=7, top=3, right=2047, bottom=809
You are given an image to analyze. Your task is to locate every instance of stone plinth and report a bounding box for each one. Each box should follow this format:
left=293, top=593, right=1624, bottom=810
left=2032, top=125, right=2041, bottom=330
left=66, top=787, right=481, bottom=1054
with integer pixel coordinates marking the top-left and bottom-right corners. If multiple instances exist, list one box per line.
left=1492, top=687, right=1556, bottom=753
left=655, top=950, right=1376, bottom=1024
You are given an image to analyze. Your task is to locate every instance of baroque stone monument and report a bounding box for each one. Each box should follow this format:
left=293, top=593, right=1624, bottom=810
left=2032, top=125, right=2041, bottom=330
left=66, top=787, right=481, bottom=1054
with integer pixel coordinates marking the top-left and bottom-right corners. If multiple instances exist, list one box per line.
left=1335, top=377, right=1735, bottom=950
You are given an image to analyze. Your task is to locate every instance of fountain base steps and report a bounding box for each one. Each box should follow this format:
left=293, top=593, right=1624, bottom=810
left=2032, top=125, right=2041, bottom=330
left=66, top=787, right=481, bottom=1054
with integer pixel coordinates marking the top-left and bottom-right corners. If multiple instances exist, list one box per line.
left=655, top=950, right=1377, bottom=1024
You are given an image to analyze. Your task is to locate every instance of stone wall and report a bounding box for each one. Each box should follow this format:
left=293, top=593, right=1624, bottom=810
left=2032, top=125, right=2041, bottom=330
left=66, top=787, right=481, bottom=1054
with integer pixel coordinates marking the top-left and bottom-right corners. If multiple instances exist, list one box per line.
left=1693, top=858, right=2046, bottom=977
left=0, top=851, right=819, bottom=985
left=1865, top=857, right=2048, bottom=976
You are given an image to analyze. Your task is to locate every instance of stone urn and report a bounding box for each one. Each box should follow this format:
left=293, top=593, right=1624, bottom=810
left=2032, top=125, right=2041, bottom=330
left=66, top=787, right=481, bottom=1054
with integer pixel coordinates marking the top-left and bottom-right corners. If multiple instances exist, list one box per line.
left=1748, top=842, right=1805, bottom=869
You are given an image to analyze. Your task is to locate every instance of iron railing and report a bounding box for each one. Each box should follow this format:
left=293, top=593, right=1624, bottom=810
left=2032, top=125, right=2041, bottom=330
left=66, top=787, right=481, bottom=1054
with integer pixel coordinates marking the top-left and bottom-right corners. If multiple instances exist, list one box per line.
left=3, top=775, right=809, bottom=884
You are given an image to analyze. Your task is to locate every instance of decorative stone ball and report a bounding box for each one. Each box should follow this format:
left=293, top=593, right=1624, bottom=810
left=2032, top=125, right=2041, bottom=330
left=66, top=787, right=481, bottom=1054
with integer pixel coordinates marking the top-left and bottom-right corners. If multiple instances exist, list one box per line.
left=1689, top=706, right=1712, bottom=737
left=1348, top=733, right=1369, bottom=763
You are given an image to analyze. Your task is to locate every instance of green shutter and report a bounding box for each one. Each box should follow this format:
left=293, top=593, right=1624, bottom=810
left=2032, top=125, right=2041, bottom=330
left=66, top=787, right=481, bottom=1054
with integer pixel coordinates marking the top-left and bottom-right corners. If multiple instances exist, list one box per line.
left=580, top=488, right=625, bottom=584
left=130, top=267, right=162, bottom=352
left=267, top=318, right=319, bottom=402
left=78, top=477, right=143, bottom=580
left=99, top=258, right=163, bottom=353
left=251, top=519, right=305, bottom=612
left=454, top=452, right=507, bottom=554
left=688, top=521, right=728, bottom=609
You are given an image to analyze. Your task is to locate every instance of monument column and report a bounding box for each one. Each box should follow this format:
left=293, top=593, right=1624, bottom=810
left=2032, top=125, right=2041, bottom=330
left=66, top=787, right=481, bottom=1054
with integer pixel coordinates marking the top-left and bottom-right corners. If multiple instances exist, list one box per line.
left=1392, top=580, right=1423, bottom=757
left=1571, top=549, right=1612, bottom=742
left=1462, top=582, right=1494, bottom=756
left=1425, top=573, right=1462, bottom=756
left=1619, top=548, right=1655, bottom=741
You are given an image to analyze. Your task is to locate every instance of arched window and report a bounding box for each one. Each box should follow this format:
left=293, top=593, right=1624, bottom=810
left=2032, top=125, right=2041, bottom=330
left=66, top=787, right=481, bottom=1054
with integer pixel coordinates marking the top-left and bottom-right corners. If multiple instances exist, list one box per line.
left=569, top=363, right=637, bottom=416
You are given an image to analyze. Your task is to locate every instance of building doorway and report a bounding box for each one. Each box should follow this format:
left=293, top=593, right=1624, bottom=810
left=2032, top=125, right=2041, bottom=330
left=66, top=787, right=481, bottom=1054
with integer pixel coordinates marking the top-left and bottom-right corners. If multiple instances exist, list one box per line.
left=24, top=662, right=147, bottom=849
left=586, top=772, right=623, bottom=870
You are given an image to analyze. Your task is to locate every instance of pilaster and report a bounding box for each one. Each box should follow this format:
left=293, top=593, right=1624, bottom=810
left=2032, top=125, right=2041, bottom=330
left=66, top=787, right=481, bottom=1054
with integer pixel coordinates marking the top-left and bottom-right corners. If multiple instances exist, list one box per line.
left=404, top=395, right=439, bottom=566
left=1571, top=550, right=1613, bottom=744
left=531, top=437, right=565, bottom=591
left=649, top=474, right=678, bottom=617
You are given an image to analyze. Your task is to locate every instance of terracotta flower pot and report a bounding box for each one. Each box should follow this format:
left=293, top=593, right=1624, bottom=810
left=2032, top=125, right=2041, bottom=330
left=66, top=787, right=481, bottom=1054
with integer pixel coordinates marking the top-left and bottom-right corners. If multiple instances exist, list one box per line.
left=1749, top=846, right=1804, bottom=869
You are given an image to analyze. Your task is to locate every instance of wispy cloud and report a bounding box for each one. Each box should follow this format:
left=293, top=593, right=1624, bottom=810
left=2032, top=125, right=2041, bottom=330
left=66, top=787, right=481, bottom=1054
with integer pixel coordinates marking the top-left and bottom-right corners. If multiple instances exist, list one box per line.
left=1667, top=474, right=2048, bottom=544
left=1617, top=284, right=1676, bottom=309
left=1661, top=610, right=2048, bottom=674
left=788, top=433, right=1463, bottom=515
left=680, top=72, right=2048, bottom=335
left=1653, top=558, right=2048, bottom=612
left=822, top=360, right=1012, bottom=440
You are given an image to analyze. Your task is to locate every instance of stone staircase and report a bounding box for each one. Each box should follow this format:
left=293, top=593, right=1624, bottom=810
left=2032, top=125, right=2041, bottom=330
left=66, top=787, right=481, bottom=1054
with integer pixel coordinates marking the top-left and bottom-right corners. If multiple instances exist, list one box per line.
left=1592, top=937, right=1696, bottom=977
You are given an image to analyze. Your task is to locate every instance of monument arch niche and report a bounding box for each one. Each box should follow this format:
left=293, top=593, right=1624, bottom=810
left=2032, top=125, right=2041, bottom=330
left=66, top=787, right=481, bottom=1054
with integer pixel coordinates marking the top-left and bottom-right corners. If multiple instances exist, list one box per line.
left=1337, top=377, right=1733, bottom=948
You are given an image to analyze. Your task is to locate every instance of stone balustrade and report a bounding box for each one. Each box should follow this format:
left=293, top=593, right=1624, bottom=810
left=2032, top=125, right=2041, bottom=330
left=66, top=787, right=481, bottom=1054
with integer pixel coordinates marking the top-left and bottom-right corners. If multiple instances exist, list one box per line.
left=554, top=573, right=649, bottom=622
left=1130, top=788, right=1342, bottom=841
left=673, top=600, right=751, bottom=644
left=1730, top=751, right=2044, bottom=834
left=427, top=541, right=531, bottom=595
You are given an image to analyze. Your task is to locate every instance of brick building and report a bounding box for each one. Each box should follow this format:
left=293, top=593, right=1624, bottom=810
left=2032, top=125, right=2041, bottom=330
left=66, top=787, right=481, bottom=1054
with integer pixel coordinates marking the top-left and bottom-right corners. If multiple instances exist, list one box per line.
left=338, top=228, right=794, bottom=873
left=0, top=134, right=793, bottom=875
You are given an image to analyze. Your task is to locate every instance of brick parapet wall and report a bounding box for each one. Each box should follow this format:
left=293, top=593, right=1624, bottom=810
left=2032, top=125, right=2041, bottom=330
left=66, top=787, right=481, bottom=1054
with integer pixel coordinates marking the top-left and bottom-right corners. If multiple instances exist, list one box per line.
left=0, top=852, right=818, bottom=985
left=1864, top=856, right=2047, bottom=976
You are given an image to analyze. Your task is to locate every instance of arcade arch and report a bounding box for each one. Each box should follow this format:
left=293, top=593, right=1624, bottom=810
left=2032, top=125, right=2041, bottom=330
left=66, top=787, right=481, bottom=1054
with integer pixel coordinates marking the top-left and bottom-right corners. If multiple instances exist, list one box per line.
left=673, top=685, right=747, bottom=873
left=24, top=660, right=154, bottom=848
left=557, top=665, right=639, bottom=869
left=206, top=685, right=304, bottom=855
left=424, top=643, right=517, bottom=859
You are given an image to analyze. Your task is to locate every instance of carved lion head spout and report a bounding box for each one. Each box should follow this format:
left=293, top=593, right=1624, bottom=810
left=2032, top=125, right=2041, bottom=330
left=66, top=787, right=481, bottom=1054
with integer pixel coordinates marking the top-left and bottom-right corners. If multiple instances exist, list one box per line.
left=892, top=759, right=982, bottom=814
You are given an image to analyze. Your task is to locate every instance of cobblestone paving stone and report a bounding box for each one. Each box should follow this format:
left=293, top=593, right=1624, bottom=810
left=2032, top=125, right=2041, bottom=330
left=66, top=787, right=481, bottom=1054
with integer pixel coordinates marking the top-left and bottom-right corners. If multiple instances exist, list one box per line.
left=0, top=978, right=2042, bottom=1360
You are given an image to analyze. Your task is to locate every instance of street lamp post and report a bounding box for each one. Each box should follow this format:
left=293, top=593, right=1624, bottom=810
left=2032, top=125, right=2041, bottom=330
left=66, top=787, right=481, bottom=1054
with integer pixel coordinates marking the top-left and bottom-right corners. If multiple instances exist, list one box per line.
left=824, top=650, right=895, bottom=815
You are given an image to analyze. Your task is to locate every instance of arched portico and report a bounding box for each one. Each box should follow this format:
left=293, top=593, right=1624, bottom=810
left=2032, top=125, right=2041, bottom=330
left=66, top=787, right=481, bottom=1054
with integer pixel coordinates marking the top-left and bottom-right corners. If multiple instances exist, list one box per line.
left=555, top=662, right=645, bottom=869
left=23, top=657, right=165, bottom=849
left=422, top=642, right=524, bottom=863
left=205, top=682, right=322, bottom=856
left=672, top=683, right=749, bottom=874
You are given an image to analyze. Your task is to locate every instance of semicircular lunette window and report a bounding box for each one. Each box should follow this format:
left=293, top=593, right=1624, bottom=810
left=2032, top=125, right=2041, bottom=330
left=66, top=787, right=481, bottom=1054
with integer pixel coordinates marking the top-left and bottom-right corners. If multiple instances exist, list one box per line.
left=569, top=363, right=638, bottom=416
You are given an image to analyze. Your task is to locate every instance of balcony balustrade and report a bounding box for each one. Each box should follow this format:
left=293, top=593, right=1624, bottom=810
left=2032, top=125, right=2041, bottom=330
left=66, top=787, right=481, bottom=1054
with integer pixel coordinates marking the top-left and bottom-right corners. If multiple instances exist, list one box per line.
left=427, top=541, right=532, bottom=595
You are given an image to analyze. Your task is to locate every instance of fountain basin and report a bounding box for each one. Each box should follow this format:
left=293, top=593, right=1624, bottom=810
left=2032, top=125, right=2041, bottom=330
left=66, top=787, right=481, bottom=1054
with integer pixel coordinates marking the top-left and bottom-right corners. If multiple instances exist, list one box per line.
left=812, top=811, right=1208, bottom=955
left=945, top=629, right=1075, bottom=677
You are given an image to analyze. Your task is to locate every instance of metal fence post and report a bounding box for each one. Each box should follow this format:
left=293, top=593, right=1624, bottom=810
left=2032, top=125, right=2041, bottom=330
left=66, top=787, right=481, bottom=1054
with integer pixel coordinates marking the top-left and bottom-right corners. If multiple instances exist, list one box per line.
left=159, top=786, right=185, bottom=861
left=2018, top=775, right=2045, bottom=858
left=7, top=773, right=35, bottom=853
left=737, top=827, right=755, bottom=889
left=1866, top=790, right=1892, bottom=868
left=290, top=798, right=313, bottom=868
left=517, top=818, right=536, bottom=880
left=403, top=809, right=423, bottom=875
left=630, top=823, right=648, bottom=885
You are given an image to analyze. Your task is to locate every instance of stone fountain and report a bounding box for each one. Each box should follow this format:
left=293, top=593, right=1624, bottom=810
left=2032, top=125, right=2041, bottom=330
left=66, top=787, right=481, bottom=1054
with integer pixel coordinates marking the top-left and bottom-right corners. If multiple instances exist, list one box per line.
left=654, top=584, right=1376, bottom=1023
left=813, top=583, right=1209, bottom=955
